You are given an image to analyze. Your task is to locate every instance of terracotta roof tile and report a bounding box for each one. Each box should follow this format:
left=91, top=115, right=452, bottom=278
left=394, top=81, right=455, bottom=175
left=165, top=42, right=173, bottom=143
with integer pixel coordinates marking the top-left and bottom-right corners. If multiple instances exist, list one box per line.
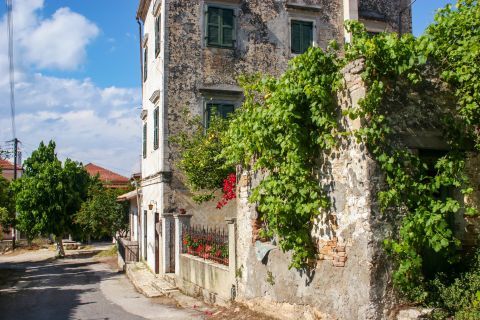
left=84, top=163, right=129, bottom=185
left=0, top=159, right=22, bottom=170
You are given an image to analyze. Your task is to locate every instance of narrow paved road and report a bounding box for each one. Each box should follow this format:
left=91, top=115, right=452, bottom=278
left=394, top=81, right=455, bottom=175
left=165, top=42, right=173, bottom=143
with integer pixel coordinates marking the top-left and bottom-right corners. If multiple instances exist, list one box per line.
left=0, top=251, right=201, bottom=320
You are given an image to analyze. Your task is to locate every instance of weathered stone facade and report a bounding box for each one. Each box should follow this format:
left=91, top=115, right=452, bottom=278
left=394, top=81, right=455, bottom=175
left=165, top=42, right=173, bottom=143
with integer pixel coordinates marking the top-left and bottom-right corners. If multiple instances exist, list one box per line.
left=158, top=0, right=410, bottom=228
left=136, top=0, right=412, bottom=300
left=233, top=58, right=480, bottom=319
left=234, top=59, right=390, bottom=320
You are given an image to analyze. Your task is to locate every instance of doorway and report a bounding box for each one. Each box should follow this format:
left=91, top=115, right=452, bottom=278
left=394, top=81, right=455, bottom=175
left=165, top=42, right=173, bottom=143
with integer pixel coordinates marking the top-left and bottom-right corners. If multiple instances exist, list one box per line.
left=155, top=212, right=160, bottom=274
left=143, top=210, right=147, bottom=260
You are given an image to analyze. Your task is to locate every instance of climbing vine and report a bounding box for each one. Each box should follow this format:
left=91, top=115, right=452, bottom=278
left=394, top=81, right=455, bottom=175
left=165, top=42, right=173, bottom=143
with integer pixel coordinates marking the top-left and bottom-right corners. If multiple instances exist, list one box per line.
left=174, top=3, right=480, bottom=310
left=221, top=48, right=341, bottom=269
left=344, top=16, right=477, bottom=302
left=171, top=112, right=234, bottom=203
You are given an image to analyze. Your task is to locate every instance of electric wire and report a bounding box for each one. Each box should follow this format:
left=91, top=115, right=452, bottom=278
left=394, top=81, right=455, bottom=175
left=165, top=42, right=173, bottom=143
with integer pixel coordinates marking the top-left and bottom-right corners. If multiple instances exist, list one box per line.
left=5, top=0, right=16, bottom=139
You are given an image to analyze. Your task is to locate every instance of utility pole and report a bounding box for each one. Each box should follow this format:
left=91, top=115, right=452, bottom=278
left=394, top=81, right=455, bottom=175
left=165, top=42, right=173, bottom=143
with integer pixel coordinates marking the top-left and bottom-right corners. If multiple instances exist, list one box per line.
left=7, top=138, right=20, bottom=250
left=5, top=0, right=18, bottom=251
left=13, top=138, right=18, bottom=179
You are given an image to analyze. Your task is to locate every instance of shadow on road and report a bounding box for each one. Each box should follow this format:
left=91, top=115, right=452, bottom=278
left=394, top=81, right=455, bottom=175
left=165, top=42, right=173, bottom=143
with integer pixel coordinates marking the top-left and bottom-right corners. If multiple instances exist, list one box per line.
left=0, top=257, right=121, bottom=320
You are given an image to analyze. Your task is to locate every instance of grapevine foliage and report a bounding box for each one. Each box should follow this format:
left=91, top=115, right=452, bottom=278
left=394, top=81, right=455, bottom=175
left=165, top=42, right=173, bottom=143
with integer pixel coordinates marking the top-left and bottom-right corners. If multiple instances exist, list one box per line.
left=221, top=48, right=341, bottom=268
left=175, top=1, right=480, bottom=300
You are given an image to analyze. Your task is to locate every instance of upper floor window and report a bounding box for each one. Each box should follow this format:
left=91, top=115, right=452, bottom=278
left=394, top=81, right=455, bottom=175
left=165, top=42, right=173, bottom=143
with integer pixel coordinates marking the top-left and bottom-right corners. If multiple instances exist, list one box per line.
left=155, top=17, right=161, bottom=57
left=291, top=20, right=313, bottom=54
left=205, top=6, right=235, bottom=48
left=153, top=107, right=159, bottom=150
left=143, top=47, right=148, bottom=82
left=143, top=123, right=147, bottom=158
left=205, top=103, right=235, bottom=128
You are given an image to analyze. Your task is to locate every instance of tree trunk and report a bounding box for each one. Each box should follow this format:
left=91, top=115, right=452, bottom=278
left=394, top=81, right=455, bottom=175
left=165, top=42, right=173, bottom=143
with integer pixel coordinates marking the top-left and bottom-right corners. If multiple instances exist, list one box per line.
left=12, top=231, right=15, bottom=251
left=55, top=237, right=65, bottom=258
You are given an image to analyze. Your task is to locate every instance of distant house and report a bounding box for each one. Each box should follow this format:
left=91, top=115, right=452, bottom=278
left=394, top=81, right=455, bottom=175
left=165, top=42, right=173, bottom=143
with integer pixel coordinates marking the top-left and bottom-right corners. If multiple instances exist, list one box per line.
left=84, top=163, right=130, bottom=189
left=0, top=159, right=22, bottom=241
left=0, top=159, right=22, bottom=181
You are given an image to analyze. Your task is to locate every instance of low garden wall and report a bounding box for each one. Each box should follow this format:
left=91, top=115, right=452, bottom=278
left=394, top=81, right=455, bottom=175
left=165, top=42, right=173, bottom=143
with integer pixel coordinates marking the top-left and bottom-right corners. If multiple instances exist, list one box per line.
left=177, top=254, right=233, bottom=304
left=173, top=218, right=236, bottom=305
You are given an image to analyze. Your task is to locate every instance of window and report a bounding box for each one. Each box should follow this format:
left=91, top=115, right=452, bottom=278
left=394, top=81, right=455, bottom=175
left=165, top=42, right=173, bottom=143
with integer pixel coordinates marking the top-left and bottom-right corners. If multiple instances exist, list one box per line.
left=155, top=17, right=161, bottom=57
left=143, top=47, right=148, bottom=82
left=143, top=123, right=147, bottom=158
left=291, top=20, right=313, bottom=54
left=153, top=107, right=159, bottom=150
left=418, top=149, right=452, bottom=201
left=206, top=6, right=235, bottom=48
left=205, top=103, right=235, bottom=127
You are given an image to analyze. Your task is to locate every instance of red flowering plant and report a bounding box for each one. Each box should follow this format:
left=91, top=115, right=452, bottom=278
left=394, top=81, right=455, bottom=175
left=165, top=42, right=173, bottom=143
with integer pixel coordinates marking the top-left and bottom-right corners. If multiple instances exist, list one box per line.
left=217, top=173, right=237, bottom=209
left=183, top=233, right=202, bottom=254
left=182, top=229, right=229, bottom=264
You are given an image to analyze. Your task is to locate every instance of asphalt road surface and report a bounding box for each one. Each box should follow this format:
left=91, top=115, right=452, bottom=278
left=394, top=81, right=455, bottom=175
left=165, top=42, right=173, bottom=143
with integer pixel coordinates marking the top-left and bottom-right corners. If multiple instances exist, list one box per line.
left=0, top=250, right=201, bottom=320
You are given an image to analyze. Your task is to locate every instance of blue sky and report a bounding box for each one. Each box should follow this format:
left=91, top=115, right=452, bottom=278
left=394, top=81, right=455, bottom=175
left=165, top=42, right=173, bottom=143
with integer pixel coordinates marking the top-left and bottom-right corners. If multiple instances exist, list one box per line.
left=0, top=0, right=455, bottom=176
left=412, top=0, right=454, bottom=36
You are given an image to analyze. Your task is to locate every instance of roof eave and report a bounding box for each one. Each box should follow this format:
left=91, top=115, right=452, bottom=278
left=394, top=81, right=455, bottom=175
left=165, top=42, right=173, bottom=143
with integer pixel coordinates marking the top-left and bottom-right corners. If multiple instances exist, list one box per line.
left=136, top=0, right=151, bottom=22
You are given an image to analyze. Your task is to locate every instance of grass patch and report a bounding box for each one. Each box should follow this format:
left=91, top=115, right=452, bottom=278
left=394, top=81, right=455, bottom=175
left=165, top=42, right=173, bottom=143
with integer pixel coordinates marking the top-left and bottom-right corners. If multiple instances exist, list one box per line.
left=95, top=245, right=117, bottom=258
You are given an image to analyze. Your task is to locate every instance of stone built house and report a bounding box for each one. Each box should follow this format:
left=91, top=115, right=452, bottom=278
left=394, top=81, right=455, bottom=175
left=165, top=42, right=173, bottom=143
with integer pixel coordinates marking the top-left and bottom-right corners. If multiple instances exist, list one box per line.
left=134, top=0, right=415, bottom=318
left=0, top=158, right=22, bottom=182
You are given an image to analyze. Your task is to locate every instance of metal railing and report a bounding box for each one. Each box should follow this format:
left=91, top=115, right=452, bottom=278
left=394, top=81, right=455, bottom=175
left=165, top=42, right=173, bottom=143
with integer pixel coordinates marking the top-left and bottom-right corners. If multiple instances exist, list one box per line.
left=182, top=225, right=229, bottom=266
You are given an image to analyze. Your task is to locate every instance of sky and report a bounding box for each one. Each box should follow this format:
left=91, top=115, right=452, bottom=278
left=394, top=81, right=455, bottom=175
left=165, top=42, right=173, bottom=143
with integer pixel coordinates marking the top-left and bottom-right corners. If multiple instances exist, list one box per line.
left=0, top=0, right=454, bottom=177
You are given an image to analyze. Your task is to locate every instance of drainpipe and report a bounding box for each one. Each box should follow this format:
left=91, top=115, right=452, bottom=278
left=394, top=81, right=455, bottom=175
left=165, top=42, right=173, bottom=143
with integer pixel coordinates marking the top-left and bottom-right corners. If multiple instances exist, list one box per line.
left=137, top=18, right=144, bottom=100
left=136, top=17, right=144, bottom=261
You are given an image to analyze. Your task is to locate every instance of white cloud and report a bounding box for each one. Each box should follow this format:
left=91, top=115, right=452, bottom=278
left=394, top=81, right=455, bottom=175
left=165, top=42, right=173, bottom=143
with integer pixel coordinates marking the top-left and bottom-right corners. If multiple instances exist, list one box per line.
left=23, top=7, right=99, bottom=70
left=0, top=76, right=141, bottom=176
left=0, top=2, right=141, bottom=176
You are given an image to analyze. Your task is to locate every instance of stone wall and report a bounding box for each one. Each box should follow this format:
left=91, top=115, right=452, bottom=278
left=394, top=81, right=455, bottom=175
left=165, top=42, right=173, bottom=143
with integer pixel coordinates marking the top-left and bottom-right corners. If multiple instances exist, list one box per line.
left=233, top=56, right=480, bottom=319
left=234, top=59, right=395, bottom=320
left=359, top=0, right=412, bottom=33
left=164, top=0, right=343, bottom=226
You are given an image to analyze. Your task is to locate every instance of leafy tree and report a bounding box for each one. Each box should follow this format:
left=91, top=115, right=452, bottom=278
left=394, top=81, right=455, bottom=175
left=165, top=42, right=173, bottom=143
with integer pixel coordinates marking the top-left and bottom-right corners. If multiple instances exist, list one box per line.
left=422, top=0, right=480, bottom=147
left=75, top=183, right=130, bottom=242
left=13, top=141, right=90, bottom=257
left=171, top=112, right=234, bottom=203
left=0, top=172, right=15, bottom=245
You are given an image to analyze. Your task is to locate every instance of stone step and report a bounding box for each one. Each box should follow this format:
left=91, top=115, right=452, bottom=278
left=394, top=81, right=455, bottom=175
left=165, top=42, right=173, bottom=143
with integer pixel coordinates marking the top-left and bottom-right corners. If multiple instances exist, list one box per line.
left=162, top=273, right=177, bottom=287
left=151, top=278, right=179, bottom=296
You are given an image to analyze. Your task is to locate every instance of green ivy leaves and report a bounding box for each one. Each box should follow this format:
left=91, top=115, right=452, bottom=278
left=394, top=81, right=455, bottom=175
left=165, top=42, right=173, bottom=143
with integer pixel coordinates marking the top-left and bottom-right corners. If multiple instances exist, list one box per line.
left=221, top=48, right=339, bottom=269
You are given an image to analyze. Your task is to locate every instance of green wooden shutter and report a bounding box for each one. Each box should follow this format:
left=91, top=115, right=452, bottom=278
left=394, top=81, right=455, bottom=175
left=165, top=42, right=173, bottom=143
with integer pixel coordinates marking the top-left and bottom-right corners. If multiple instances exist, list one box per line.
left=143, top=123, right=147, bottom=158
left=291, top=21, right=302, bottom=54
left=143, top=47, right=148, bottom=81
left=291, top=20, right=313, bottom=54
left=221, top=9, right=234, bottom=47
left=206, top=6, right=234, bottom=48
left=206, top=103, right=235, bottom=128
left=219, top=104, right=234, bottom=118
left=153, top=107, right=159, bottom=150
left=301, top=21, right=313, bottom=53
left=155, top=17, right=161, bottom=57
left=207, top=7, right=221, bottom=46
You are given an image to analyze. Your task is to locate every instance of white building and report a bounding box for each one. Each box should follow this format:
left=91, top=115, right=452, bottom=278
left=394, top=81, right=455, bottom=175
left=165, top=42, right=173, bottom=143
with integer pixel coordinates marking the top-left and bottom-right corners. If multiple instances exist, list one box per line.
left=135, top=0, right=411, bottom=276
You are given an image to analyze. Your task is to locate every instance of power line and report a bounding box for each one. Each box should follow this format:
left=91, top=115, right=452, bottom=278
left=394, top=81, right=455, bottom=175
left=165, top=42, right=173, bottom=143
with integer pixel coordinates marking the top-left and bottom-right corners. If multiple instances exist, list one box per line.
left=5, top=0, right=16, bottom=139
